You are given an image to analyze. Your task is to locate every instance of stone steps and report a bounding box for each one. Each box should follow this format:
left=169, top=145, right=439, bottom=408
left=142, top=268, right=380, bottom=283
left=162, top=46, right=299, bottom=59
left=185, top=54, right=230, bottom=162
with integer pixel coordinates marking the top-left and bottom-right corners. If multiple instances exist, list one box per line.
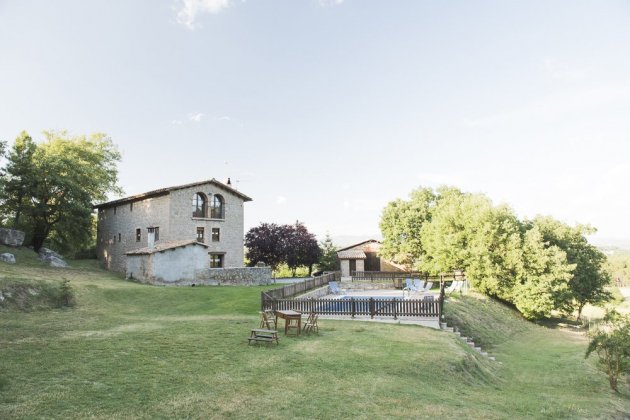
left=441, top=321, right=495, bottom=361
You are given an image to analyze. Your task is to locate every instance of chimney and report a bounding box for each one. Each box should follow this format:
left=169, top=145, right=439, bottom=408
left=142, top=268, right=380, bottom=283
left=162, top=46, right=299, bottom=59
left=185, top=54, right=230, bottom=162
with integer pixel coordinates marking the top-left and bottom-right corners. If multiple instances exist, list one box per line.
left=147, top=226, right=156, bottom=250
left=226, top=177, right=232, bottom=186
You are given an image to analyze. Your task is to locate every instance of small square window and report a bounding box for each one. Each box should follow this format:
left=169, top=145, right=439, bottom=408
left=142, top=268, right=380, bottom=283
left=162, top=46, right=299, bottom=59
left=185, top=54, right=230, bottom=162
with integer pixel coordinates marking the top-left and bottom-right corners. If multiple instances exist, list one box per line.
left=136, top=228, right=141, bottom=242
left=196, top=227, right=205, bottom=243
left=212, top=228, right=220, bottom=242
left=210, top=253, right=224, bottom=268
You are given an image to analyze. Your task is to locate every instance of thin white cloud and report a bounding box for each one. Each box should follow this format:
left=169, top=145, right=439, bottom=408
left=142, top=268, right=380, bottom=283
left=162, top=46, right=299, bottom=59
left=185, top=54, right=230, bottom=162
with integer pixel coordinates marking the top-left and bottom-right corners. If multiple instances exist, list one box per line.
left=189, top=112, right=204, bottom=122
left=171, top=119, right=183, bottom=125
left=276, top=196, right=287, bottom=205
left=218, top=116, right=231, bottom=121
left=175, top=0, right=231, bottom=30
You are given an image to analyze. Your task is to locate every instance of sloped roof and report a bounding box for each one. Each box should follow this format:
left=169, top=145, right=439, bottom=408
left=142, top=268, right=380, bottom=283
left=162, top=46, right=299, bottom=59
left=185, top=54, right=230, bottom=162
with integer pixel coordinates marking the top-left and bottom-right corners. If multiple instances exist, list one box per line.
left=126, top=239, right=208, bottom=256
left=94, top=178, right=252, bottom=209
left=337, top=239, right=381, bottom=252
left=337, top=250, right=367, bottom=260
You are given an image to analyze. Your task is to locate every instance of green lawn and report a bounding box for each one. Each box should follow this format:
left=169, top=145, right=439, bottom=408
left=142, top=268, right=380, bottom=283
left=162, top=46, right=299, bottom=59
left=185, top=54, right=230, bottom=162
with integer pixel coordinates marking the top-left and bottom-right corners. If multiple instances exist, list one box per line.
left=1, top=247, right=629, bottom=418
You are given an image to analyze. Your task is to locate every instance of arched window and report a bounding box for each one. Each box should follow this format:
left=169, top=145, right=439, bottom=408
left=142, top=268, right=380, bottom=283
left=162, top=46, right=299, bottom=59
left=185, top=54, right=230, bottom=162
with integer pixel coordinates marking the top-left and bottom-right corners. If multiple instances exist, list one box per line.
left=192, top=193, right=207, bottom=218
left=210, top=194, right=224, bottom=219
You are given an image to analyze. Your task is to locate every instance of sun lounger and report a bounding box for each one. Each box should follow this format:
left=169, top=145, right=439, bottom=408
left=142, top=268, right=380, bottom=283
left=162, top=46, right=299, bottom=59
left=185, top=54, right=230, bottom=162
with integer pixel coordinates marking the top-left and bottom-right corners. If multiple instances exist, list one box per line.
left=404, top=278, right=422, bottom=294
left=422, top=281, right=433, bottom=293
left=445, top=280, right=461, bottom=294
left=413, top=279, right=425, bottom=291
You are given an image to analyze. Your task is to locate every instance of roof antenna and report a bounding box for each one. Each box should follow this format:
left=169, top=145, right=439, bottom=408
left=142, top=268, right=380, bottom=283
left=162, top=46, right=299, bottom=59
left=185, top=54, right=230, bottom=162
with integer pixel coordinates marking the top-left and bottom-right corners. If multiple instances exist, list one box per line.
left=226, top=177, right=232, bottom=186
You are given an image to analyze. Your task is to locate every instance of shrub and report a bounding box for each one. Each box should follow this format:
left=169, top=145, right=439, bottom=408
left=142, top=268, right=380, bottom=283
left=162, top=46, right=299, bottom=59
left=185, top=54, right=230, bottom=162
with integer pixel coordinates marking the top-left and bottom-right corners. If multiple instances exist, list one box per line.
left=586, top=310, right=630, bottom=392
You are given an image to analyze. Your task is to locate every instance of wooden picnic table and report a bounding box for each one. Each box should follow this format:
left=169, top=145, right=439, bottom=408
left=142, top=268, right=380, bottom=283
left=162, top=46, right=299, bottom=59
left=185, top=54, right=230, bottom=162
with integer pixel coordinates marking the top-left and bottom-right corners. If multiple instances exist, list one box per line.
left=275, top=309, right=302, bottom=336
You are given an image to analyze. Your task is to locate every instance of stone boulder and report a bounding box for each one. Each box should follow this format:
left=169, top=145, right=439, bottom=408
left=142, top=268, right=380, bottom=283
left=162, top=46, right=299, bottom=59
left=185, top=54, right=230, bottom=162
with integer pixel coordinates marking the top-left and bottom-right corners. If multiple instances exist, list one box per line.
left=39, top=248, right=68, bottom=268
left=0, top=253, right=16, bottom=264
left=0, top=228, right=25, bottom=247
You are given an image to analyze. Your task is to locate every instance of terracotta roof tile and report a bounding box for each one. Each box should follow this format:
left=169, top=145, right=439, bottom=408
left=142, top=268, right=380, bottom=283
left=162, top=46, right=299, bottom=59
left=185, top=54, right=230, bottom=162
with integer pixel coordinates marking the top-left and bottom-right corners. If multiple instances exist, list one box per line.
left=337, top=250, right=367, bottom=259
left=94, top=178, right=252, bottom=209
left=126, top=239, right=208, bottom=255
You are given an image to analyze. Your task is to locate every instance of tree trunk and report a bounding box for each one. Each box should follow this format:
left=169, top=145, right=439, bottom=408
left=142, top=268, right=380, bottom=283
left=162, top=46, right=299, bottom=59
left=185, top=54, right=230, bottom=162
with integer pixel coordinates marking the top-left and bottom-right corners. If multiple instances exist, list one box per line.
left=31, top=222, right=50, bottom=252
left=13, top=209, right=21, bottom=228
left=609, top=374, right=618, bottom=392
left=32, top=233, right=46, bottom=252
left=576, top=302, right=585, bottom=322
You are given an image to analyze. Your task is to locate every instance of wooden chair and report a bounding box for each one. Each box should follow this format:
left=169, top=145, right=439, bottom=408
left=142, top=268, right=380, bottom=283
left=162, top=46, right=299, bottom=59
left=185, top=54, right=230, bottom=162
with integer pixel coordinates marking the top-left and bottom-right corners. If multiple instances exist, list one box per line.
left=260, top=311, right=276, bottom=330
left=302, top=312, right=319, bottom=335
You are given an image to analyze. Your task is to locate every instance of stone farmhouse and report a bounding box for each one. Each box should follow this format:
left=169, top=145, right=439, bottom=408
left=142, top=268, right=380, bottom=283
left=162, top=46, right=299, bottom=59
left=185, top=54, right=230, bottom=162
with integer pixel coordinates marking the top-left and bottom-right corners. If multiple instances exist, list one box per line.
left=94, top=178, right=255, bottom=283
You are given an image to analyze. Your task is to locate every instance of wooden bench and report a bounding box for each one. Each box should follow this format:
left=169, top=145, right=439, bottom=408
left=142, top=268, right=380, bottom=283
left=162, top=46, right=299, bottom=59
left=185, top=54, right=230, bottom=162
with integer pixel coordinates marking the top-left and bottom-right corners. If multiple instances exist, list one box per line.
left=248, top=328, right=279, bottom=345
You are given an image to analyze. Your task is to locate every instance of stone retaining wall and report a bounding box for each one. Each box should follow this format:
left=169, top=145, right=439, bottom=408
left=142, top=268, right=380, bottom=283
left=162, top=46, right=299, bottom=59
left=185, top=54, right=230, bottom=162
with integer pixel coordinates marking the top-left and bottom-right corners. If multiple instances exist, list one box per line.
left=341, top=282, right=394, bottom=290
left=194, top=267, right=273, bottom=286
left=296, top=285, right=331, bottom=300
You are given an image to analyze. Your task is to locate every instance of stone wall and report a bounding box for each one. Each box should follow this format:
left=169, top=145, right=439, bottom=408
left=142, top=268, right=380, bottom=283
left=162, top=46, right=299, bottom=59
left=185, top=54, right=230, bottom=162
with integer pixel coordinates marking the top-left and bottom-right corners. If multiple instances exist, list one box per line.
left=97, top=194, right=171, bottom=273
left=168, top=184, right=246, bottom=268
left=96, top=181, right=249, bottom=274
left=295, top=285, right=330, bottom=299
left=194, top=267, right=272, bottom=286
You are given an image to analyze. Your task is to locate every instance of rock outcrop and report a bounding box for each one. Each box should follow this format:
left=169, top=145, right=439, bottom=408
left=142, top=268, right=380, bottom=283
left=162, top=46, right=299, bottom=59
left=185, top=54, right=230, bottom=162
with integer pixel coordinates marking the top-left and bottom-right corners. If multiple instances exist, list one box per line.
left=0, top=253, right=16, bottom=264
left=39, top=248, right=68, bottom=268
left=0, top=228, right=25, bottom=247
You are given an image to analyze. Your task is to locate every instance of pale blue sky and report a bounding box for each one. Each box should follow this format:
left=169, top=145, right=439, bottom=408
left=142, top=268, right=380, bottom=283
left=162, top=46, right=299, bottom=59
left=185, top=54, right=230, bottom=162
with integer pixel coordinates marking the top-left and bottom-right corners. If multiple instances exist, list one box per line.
left=1, top=1, right=630, bottom=246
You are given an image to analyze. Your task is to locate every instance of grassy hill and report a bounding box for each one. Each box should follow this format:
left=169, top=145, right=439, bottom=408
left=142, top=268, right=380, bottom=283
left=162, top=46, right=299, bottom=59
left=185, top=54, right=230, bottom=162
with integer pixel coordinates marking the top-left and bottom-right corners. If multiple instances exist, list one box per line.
left=1, top=246, right=629, bottom=418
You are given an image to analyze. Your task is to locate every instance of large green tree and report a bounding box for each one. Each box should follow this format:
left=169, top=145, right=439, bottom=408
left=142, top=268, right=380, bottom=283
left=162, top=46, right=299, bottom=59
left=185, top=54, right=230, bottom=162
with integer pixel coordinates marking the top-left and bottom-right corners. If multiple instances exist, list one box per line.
left=533, top=217, right=611, bottom=320
left=513, top=226, right=574, bottom=319
left=379, top=187, right=436, bottom=270
left=0, top=131, right=122, bottom=253
left=379, top=185, right=583, bottom=320
left=0, top=131, right=38, bottom=228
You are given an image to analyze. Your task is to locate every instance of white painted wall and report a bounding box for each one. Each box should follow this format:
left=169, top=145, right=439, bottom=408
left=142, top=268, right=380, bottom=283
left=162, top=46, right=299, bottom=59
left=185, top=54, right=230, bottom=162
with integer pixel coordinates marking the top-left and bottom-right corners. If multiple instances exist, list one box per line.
left=126, top=244, right=209, bottom=283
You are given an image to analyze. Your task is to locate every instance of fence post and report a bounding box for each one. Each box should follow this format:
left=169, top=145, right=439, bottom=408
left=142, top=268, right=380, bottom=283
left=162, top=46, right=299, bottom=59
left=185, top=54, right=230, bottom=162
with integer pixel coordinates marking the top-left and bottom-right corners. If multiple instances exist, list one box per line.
left=439, top=281, right=445, bottom=320
left=369, top=297, right=375, bottom=319
left=351, top=297, right=356, bottom=319
left=393, top=298, right=397, bottom=320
